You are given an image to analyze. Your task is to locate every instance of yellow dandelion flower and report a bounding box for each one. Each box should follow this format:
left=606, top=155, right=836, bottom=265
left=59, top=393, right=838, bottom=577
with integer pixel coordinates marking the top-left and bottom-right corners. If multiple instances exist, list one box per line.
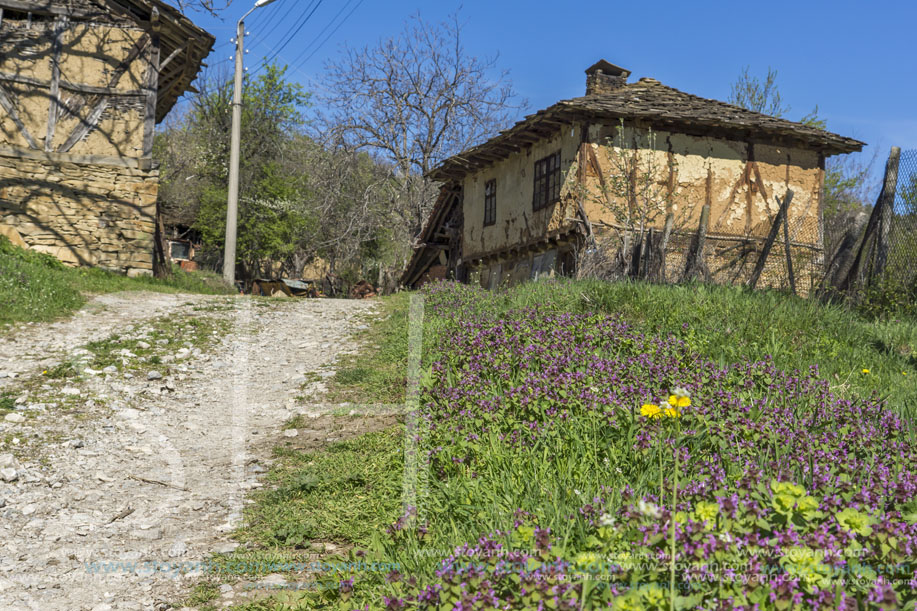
left=640, top=403, right=662, bottom=419
left=663, top=406, right=682, bottom=418
left=861, top=369, right=870, bottom=374
left=668, top=386, right=691, bottom=408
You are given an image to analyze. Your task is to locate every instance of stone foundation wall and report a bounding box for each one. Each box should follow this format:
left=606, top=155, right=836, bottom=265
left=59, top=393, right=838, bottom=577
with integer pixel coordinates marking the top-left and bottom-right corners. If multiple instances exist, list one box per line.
left=0, top=151, right=157, bottom=275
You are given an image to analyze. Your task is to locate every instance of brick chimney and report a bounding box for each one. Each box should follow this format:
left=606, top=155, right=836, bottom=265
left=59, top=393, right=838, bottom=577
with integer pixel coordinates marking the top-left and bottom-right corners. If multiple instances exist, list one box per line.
left=585, top=59, right=631, bottom=95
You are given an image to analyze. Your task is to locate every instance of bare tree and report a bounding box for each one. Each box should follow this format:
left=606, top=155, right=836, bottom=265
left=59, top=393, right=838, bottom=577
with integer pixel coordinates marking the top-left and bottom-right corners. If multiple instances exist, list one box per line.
left=321, top=12, right=523, bottom=177
left=165, top=0, right=232, bottom=16
left=319, top=10, right=525, bottom=262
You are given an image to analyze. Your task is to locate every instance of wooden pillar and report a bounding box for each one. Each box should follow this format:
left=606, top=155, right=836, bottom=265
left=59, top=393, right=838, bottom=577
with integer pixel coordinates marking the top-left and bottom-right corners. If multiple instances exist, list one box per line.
left=874, top=146, right=901, bottom=280
left=744, top=143, right=755, bottom=235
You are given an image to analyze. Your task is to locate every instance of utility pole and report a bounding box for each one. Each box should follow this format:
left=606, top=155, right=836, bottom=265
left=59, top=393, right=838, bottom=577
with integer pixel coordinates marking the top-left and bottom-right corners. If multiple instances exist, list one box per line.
left=223, top=0, right=279, bottom=287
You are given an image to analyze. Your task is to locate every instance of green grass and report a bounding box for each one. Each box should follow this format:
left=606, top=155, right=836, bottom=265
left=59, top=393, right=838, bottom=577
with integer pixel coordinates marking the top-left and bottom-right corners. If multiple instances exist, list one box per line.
left=236, top=427, right=403, bottom=551
left=323, top=292, right=411, bottom=405
left=183, top=582, right=220, bottom=610
left=0, top=235, right=233, bottom=327
left=325, top=279, right=916, bottom=414
left=498, top=279, right=917, bottom=412
left=227, top=279, right=917, bottom=609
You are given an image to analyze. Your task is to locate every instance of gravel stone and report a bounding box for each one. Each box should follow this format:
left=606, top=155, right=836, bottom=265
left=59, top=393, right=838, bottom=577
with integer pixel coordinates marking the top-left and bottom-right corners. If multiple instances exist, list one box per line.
left=0, top=294, right=374, bottom=609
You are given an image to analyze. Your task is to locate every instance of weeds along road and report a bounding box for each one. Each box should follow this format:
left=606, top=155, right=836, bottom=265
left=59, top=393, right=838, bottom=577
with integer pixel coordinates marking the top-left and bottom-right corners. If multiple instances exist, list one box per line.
left=0, top=293, right=376, bottom=610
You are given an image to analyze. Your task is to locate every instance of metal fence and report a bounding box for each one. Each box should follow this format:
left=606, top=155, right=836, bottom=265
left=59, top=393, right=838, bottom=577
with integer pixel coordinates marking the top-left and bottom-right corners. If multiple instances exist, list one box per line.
left=823, top=147, right=917, bottom=301
left=884, top=150, right=917, bottom=287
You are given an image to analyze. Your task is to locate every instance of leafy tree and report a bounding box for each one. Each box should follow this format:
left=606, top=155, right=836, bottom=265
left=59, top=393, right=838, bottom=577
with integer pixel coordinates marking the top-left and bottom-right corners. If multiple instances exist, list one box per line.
left=157, top=63, right=311, bottom=277
left=729, top=66, right=790, bottom=117
left=156, top=63, right=399, bottom=287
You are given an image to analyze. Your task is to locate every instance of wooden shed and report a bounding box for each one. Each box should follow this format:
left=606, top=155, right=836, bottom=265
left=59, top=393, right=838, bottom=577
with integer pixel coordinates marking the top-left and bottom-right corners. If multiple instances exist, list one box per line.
left=402, top=60, right=864, bottom=292
left=0, top=0, right=213, bottom=274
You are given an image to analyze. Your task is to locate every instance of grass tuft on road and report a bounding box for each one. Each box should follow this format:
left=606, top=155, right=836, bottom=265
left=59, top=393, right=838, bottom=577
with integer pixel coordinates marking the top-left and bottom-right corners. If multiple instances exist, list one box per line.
left=0, top=235, right=233, bottom=327
left=238, top=427, right=404, bottom=550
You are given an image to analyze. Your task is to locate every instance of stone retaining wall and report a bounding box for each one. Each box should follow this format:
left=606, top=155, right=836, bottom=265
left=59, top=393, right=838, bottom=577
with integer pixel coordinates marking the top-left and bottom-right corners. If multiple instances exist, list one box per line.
left=0, top=151, right=157, bottom=275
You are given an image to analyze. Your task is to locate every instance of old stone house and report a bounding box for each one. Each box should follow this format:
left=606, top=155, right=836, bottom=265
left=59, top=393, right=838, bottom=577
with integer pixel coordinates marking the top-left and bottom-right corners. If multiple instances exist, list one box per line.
left=0, top=0, right=213, bottom=275
left=402, top=60, right=864, bottom=291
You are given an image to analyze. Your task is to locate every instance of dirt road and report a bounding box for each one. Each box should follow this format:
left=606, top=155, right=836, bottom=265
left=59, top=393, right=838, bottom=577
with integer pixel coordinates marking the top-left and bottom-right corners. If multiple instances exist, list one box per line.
left=0, top=293, right=376, bottom=610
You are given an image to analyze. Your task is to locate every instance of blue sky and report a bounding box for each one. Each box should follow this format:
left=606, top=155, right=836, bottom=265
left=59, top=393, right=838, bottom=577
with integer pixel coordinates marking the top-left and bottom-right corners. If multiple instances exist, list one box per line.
left=184, top=0, right=916, bottom=189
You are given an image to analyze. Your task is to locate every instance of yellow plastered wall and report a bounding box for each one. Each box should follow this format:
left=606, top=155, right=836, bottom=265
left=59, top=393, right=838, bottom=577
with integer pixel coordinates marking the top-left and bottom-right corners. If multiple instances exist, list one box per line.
left=461, top=127, right=582, bottom=259
left=583, top=125, right=821, bottom=246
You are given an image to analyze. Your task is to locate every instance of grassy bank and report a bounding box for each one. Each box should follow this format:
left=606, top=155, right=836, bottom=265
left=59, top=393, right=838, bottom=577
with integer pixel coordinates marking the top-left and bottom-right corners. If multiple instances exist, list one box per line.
left=232, top=279, right=917, bottom=610
left=332, top=279, right=916, bottom=414
left=0, top=236, right=233, bottom=327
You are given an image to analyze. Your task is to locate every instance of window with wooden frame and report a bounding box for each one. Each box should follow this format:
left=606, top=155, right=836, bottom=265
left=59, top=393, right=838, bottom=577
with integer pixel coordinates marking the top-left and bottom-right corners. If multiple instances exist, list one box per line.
left=483, top=179, right=497, bottom=226
left=533, top=151, right=561, bottom=211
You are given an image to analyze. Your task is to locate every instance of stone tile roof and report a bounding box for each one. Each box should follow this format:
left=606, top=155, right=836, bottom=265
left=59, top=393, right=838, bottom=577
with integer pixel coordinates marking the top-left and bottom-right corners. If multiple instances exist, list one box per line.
left=429, top=77, right=864, bottom=181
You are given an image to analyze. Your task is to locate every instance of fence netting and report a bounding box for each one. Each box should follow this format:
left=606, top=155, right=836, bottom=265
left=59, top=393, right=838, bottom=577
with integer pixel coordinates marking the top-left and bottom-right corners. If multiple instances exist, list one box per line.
left=884, top=150, right=917, bottom=287
left=819, top=148, right=917, bottom=301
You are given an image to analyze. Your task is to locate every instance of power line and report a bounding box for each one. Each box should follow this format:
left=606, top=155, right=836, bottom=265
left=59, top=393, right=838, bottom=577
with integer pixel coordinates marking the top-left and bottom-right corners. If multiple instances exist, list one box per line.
left=289, top=0, right=364, bottom=68
left=254, top=0, right=324, bottom=73
left=248, top=0, right=293, bottom=38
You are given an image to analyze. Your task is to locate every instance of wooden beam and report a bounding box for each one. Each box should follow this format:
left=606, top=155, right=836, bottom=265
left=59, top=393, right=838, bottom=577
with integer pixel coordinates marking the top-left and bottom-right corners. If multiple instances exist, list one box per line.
left=747, top=190, right=794, bottom=290
left=874, top=146, right=901, bottom=279
left=142, top=7, right=160, bottom=158
left=158, top=43, right=187, bottom=74
left=0, top=0, right=96, bottom=18
left=782, top=198, right=796, bottom=295
left=0, top=71, right=145, bottom=97
left=0, top=144, right=144, bottom=169
left=59, top=100, right=108, bottom=153
left=44, top=16, right=67, bottom=152
left=0, top=83, right=39, bottom=149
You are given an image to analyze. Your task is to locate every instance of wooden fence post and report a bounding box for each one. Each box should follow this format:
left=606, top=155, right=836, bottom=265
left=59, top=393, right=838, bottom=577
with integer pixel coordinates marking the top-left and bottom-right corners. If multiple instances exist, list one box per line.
left=822, top=209, right=868, bottom=292
left=748, top=189, right=794, bottom=290
left=838, top=146, right=900, bottom=293
left=683, top=204, right=710, bottom=281
left=782, top=207, right=796, bottom=295
left=874, top=146, right=901, bottom=280
left=655, top=212, right=675, bottom=281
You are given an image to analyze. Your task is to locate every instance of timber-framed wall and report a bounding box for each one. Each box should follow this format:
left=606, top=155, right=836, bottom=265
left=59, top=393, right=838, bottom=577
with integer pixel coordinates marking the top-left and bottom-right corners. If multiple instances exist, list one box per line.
left=0, top=0, right=213, bottom=274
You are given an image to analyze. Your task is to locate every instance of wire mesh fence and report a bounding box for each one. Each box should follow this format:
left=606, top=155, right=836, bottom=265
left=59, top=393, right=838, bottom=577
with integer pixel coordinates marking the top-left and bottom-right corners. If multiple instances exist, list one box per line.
left=884, top=149, right=917, bottom=287
left=578, top=194, right=825, bottom=296
left=820, top=147, right=917, bottom=306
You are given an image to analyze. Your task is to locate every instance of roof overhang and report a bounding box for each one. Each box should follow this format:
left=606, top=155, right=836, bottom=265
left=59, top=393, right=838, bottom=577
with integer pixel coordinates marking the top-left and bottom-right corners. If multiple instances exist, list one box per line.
left=107, top=0, right=215, bottom=122
left=428, top=89, right=865, bottom=182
